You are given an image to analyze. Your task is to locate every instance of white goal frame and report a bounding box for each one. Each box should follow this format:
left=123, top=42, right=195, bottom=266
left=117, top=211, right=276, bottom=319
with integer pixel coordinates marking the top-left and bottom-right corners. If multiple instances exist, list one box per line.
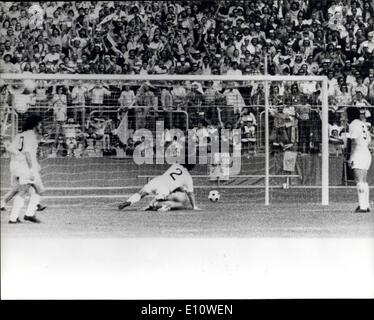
left=1, top=73, right=329, bottom=206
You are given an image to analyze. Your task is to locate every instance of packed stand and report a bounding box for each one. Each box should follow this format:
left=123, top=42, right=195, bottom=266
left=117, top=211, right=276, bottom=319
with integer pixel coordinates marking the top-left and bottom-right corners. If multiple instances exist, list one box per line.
left=0, top=0, right=373, bottom=158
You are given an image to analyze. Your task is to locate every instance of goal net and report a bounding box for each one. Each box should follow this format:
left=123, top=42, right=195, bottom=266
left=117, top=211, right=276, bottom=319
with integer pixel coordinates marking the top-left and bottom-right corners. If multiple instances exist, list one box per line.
left=0, top=73, right=336, bottom=205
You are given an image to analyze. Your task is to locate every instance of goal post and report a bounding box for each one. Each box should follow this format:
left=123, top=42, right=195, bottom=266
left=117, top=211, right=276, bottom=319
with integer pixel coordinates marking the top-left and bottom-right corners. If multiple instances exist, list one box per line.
left=321, top=78, right=329, bottom=206
left=0, top=73, right=329, bottom=205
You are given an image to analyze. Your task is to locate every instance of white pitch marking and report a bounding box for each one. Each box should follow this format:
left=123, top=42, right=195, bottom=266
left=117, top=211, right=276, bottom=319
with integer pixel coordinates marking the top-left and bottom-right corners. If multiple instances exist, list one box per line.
left=2, top=185, right=372, bottom=192
left=41, top=195, right=132, bottom=199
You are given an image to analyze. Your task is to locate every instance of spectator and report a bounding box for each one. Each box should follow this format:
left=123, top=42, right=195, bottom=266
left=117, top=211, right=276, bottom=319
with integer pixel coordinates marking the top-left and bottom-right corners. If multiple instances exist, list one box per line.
left=52, top=90, right=68, bottom=147
left=160, top=82, right=174, bottom=128
left=63, top=118, right=81, bottom=157
left=351, top=76, right=369, bottom=97
left=328, top=116, right=344, bottom=156
left=366, top=72, right=374, bottom=104
left=118, top=83, right=136, bottom=132
left=250, top=83, right=265, bottom=106
left=353, top=91, right=372, bottom=109
left=70, top=80, right=88, bottom=127
left=335, top=83, right=352, bottom=106
left=0, top=54, right=17, bottom=73
left=171, top=81, right=187, bottom=110
left=238, top=107, right=257, bottom=155
left=135, top=82, right=157, bottom=130
left=1, top=0, right=373, bottom=157
left=88, top=80, right=111, bottom=114
left=44, top=45, right=61, bottom=66
left=125, top=137, right=135, bottom=156
left=186, top=81, right=204, bottom=127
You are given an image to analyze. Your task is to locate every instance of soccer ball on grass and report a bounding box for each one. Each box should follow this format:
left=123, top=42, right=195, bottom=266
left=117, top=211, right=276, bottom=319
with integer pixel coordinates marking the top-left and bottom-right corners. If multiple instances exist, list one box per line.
left=208, top=190, right=220, bottom=202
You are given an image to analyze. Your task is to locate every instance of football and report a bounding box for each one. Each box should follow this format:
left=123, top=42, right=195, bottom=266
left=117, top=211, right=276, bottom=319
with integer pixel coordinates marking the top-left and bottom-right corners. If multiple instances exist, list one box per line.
left=208, top=190, right=220, bottom=202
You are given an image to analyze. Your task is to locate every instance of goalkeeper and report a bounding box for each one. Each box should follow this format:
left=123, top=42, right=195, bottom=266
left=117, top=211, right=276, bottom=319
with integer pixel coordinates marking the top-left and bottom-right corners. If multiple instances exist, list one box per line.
left=118, top=162, right=200, bottom=211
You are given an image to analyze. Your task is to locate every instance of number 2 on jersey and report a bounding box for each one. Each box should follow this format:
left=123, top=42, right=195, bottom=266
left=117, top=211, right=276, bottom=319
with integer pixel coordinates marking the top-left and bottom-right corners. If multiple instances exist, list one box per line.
left=169, top=168, right=183, bottom=181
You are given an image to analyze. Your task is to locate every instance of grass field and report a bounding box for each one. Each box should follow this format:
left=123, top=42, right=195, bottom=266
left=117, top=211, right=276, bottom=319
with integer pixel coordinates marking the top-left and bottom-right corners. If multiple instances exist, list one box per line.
left=2, top=188, right=373, bottom=299
left=1, top=188, right=373, bottom=238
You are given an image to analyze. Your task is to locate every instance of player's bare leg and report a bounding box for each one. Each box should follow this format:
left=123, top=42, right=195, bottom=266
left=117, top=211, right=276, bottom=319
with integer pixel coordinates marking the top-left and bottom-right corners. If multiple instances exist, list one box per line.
left=1, top=189, right=18, bottom=211
left=354, top=169, right=369, bottom=212
left=1, top=177, right=47, bottom=211
left=118, top=190, right=148, bottom=210
left=141, top=197, right=159, bottom=211
left=31, top=176, right=47, bottom=211
left=152, top=191, right=189, bottom=212
left=9, top=185, right=29, bottom=224
left=1, top=175, right=19, bottom=211
left=154, top=200, right=186, bottom=212
left=1, top=188, right=47, bottom=212
left=24, top=187, right=41, bottom=223
left=362, top=171, right=370, bottom=212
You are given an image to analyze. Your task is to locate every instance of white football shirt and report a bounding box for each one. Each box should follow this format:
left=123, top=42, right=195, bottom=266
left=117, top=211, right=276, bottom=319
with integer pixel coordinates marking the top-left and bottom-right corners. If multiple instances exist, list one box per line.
left=349, top=119, right=371, bottom=149
left=158, top=163, right=194, bottom=193
left=10, top=130, right=39, bottom=169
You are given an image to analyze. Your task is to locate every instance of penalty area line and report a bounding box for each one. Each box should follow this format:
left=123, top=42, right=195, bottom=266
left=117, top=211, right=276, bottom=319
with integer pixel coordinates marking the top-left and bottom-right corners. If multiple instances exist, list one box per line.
left=2, top=185, right=373, bottom=192
left=40, top=195, right=132, bottom=199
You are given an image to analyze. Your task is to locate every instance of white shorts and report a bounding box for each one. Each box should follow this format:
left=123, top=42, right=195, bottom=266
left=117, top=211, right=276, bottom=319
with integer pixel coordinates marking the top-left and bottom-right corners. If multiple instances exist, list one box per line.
left=351, top=150, right=372, bottom=170
left=10, top=161, right=45, bottom=193
left=10, top=161, right=34, bottom=185
left=142, top=178, right=170, bottom=200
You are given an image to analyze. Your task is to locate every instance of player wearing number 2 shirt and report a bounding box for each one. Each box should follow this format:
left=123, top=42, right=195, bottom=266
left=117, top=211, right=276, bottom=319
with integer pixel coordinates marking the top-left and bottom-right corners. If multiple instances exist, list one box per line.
left=118, top=162, right=200, bottom=211
left=347, top=107, right=372, bottom=213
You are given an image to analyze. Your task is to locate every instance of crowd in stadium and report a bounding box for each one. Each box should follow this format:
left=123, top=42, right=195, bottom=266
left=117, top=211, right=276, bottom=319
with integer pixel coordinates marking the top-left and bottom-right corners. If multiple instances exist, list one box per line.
left=0, top=0, right=374, bottom=158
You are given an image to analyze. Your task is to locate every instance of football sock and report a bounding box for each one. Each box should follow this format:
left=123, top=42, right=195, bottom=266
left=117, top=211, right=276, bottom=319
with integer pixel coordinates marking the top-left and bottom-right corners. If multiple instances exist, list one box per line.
left=25, top=189, right=40, bottom=217
left=128, top=193, right=141, bottom=205
left=9, top=195, right=24, bottom=222
left=357, top=183, right=367, bottom=210
left=364, top=183, right=370, bottom=209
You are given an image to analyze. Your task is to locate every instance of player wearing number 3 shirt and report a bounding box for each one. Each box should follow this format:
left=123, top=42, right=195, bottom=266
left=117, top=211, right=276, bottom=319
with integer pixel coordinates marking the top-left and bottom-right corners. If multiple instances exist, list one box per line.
left=118, top=162, right=200, bottom=211
left=347, top=107, right=372, bottom=213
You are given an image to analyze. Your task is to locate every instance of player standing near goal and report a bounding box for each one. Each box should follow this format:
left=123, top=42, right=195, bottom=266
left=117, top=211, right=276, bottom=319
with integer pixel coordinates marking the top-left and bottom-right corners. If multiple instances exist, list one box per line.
left=1, top=80, right=46, bottom=212
left=347, top=107, right=372, bottom=213
left=7, top=115, right=45, bottom=223
left=1, top=125, right=47, bottom=211
left=118, top=162, right=200, bottom=211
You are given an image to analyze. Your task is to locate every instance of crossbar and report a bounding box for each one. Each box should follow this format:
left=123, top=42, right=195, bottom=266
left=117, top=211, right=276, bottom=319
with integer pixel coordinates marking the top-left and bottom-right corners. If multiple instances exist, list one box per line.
left=1, top=73, right=327, bottom=82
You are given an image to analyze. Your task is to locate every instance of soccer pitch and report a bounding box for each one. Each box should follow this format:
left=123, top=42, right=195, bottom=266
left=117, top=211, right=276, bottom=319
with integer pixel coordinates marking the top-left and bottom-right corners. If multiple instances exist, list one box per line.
left=1, top=189, right=373, bottom=238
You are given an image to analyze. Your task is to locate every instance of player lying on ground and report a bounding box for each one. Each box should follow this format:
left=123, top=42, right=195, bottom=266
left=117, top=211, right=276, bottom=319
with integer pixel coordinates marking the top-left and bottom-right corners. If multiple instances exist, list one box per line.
left=118, top=162, right=200, bottom=211
left=7, top=115, right=45, bottom=223
left=142, top=188, right=191, bottom=212
left=346, top=107, right=372, bottom=213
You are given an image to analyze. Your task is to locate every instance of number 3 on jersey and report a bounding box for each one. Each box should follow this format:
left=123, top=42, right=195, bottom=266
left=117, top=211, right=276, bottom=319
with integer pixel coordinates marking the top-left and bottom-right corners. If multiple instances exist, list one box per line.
left=169, top=168, right=183, bottom=181
left=362, top=125, right=368, bottom=140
